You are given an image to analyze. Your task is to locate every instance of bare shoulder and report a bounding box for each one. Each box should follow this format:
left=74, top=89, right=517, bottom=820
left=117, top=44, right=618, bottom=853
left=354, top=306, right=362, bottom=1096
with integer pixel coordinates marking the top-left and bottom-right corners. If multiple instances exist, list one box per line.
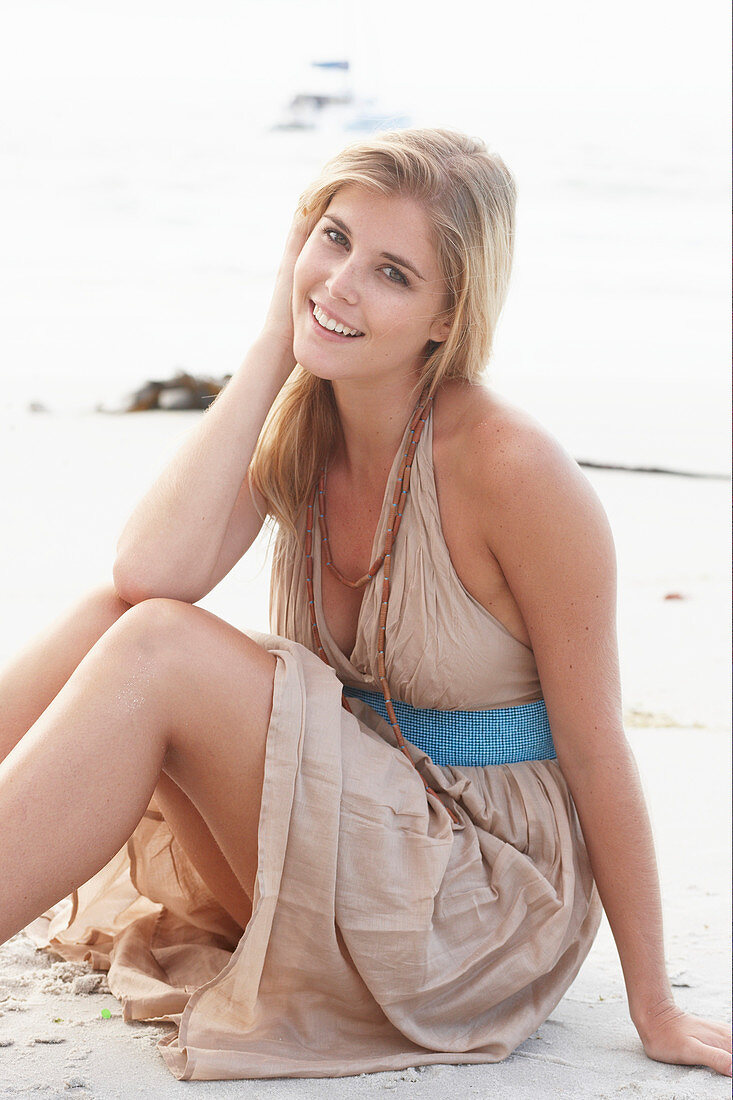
left=434, top=381, right=625, bottom=764
left=435, top=379, right=579, bottom=491
left=433, top=379, right=614, bottom=559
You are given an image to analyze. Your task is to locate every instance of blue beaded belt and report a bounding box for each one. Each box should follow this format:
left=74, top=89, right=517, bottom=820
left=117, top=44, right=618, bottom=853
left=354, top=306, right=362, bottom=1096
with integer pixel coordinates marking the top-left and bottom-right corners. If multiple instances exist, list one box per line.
left=342, top=685, right=557, bottom=767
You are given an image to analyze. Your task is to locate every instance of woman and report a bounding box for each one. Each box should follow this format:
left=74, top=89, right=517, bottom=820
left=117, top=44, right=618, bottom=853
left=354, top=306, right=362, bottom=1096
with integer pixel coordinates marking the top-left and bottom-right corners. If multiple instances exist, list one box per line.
left=0, top=128, right=729, bottom=1081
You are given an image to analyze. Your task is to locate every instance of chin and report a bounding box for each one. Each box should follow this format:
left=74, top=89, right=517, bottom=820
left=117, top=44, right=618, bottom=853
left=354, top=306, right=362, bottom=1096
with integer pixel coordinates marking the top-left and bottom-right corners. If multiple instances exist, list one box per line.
left=292, top=338, right=356, bottom=383
left=296, top=357, right=358, bottom=384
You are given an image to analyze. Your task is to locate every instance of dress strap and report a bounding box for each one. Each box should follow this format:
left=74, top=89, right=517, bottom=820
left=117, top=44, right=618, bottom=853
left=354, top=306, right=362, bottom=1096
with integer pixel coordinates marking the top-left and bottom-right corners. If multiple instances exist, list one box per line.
left=304, top=388, right=460, bottom=823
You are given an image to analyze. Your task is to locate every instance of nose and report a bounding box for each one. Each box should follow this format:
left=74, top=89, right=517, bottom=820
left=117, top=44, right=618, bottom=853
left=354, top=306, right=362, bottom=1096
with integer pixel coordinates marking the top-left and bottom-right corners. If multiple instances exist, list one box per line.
left=324, top=255, right=358, bottom=304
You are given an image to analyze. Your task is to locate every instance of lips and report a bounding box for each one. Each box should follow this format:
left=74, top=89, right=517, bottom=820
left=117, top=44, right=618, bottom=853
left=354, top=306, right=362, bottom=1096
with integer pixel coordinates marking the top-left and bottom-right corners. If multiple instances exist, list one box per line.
left=309, top=299, right=364, bottom=339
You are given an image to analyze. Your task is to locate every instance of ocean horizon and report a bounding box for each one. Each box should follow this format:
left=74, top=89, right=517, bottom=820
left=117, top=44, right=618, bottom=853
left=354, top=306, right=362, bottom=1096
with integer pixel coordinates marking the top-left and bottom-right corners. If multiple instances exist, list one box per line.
left=1, top=1, right=729, bottom=476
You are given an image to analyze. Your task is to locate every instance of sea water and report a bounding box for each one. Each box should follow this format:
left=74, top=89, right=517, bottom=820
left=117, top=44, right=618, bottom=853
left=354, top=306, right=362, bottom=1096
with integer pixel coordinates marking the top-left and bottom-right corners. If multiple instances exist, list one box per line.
left=0, top=0, right=729, bottom=475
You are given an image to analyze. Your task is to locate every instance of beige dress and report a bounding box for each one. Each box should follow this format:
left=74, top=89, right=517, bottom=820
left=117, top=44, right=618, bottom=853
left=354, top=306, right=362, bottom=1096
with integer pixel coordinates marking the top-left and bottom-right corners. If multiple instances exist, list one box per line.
left=26, top=402, right=602, bottom=1081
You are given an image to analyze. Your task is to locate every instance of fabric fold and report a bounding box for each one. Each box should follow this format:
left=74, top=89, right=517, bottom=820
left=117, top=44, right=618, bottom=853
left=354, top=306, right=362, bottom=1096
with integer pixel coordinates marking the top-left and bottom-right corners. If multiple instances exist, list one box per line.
left=25, top=400, right=602, bottom=1080
left=27, top=632, right=600, bottom=1079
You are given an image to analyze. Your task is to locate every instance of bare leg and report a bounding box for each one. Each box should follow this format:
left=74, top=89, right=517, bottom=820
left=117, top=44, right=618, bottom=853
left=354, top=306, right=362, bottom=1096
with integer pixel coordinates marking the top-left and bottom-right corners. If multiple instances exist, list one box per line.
left=0, top=597, right=276, bottom=944
left=0, top=584, right=134, bottom=765
left=0, top=583, right=258, bottom=930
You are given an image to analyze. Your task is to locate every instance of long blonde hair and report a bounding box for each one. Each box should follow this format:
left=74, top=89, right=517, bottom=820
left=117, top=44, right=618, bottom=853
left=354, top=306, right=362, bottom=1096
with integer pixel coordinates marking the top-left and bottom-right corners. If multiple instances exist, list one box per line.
left=250, top=126, right=517, bottom=544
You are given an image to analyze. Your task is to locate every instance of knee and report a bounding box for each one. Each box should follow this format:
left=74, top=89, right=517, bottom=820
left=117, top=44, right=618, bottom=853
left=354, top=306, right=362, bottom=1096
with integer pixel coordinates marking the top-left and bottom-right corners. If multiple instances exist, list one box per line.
left=104, top=596, right=200, bottom=661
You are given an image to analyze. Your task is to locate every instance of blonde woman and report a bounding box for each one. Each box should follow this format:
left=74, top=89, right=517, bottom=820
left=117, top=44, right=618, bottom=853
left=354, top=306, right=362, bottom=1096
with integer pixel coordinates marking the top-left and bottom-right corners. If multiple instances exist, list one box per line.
left=1, top=128, right=729, bottom=1081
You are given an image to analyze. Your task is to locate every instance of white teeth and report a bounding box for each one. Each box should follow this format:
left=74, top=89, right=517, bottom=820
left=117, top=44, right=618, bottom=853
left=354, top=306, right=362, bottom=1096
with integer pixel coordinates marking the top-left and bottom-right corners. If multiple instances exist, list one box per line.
left=312, top=302, right=362, bottom=337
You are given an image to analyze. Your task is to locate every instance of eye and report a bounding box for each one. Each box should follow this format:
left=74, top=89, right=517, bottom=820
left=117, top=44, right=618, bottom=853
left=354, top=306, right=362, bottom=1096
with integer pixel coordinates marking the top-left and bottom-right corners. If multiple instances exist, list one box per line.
left=323, top=227, right=348, bottom=247
left=382, top=265, right=409, bottom=286
left=321, top=225, right=410, bottom=287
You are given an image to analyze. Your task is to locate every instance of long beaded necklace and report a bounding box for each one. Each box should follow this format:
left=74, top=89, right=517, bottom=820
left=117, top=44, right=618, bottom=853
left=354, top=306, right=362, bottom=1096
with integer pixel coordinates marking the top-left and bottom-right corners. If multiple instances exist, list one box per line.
left=304, top=389, right=459, bottom=825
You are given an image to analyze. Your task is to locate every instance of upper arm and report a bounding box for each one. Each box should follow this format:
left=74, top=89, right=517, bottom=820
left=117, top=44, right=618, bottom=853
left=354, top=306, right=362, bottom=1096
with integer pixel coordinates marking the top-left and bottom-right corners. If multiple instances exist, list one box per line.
left=198, top=469, right=268, bottom=598
left=474, top=415, right=625, bottom=770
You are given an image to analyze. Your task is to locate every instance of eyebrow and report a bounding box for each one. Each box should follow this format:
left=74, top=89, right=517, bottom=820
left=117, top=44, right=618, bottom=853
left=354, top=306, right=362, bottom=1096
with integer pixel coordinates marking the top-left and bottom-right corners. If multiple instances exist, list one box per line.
left=323, top=214, right=426, bottom=281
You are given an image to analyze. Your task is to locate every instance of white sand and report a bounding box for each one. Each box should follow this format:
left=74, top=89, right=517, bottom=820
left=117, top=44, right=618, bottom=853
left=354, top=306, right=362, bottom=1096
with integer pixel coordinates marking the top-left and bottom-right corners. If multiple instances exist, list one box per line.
left=0, top=410, right=730, bottom=1098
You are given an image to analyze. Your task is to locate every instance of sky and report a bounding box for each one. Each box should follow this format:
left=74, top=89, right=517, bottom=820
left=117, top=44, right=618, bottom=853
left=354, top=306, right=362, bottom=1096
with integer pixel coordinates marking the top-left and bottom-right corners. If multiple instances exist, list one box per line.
left=1, top=0, right=727, bottom=108
left=0, top=0, right=729, bottom=471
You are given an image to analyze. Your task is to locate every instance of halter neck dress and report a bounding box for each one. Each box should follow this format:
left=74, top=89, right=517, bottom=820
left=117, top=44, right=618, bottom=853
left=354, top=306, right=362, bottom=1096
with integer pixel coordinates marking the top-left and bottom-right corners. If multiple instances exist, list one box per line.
left=26, top=399, right=602, bottom=1081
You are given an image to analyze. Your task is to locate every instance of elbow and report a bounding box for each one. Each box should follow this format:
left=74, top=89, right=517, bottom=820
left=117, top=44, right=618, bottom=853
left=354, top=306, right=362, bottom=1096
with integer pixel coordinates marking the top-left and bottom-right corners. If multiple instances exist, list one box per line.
left=112, top=557, right=203, bottom=606
left=112, top=557, right=155, bottom=606
left=554, top=727, right=634, bottom=784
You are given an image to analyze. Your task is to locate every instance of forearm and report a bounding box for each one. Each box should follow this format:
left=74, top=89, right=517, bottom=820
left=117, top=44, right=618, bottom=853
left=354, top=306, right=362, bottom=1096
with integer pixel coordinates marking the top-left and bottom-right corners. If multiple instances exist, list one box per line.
left=113, top=334, right=294, bottom=602
left=561, top=739, right=674, bottom=1030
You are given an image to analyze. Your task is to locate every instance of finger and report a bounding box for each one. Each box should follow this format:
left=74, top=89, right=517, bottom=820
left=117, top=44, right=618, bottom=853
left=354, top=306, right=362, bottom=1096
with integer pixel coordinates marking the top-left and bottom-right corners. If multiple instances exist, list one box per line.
left=687, top=1037, right=733, bottom=1077
left=704, top=1023, right=733, bottom=1054
left=690, top=1018, right=732, bottom=1052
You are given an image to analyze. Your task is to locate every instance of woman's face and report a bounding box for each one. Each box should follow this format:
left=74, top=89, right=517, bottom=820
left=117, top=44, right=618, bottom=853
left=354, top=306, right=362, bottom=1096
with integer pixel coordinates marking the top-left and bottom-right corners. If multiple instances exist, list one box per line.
left=292, top=183, right=452, bottom=387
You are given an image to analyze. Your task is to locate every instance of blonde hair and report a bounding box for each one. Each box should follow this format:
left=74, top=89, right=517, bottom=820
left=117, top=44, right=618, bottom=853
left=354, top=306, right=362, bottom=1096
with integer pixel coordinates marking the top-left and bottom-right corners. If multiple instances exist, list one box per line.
left=250, top=126, right=517, bottom=544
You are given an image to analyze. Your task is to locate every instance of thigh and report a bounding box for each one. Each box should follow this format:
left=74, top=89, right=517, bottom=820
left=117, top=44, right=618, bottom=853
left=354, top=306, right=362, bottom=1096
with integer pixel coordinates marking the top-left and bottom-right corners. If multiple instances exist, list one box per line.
left=152, top=771, right=254, bottom=931
left=112, top=597, right=277, bottom=920
left=0, top=582, right=133, bottom=762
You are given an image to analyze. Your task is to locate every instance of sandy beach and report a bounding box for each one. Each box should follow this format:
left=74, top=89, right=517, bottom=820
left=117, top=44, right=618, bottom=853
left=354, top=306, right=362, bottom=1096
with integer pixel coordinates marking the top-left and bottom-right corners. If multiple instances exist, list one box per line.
left=0, top=0, right=729, bottom=1090
left=0, top=408, right=729, bottom=1098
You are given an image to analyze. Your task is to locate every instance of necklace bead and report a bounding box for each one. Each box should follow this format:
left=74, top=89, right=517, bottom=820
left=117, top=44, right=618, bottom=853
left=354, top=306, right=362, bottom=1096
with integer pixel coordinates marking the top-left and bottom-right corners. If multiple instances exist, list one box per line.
left=304, top=390, right=459, bottom=825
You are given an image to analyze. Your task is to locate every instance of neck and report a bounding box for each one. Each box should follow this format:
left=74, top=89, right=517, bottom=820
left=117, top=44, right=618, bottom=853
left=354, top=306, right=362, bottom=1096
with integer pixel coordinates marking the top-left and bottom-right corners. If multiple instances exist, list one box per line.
left=330, top=373, right=426, bottom=484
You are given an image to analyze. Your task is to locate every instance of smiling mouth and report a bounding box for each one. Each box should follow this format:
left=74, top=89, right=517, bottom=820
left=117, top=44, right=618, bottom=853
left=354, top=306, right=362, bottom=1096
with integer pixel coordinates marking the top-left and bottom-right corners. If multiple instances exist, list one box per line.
left=309, top=299, right=364, bottom=339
